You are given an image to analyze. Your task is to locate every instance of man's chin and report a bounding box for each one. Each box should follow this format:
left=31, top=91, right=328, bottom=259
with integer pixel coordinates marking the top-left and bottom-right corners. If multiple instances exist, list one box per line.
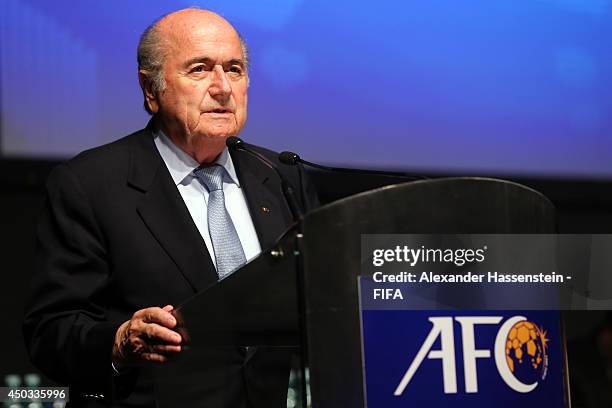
left=195, top=132, right=236, bottom=150
left=201, top=126, right=239, bottom=141
left=191, top=136, right=231, bottom=163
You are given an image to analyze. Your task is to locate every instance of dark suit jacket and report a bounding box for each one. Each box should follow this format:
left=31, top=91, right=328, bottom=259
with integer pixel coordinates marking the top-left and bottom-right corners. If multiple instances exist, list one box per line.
left=23, top=126, right=318, bottom=407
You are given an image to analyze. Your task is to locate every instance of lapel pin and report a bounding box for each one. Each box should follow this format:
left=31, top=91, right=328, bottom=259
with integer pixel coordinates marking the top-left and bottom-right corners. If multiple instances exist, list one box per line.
left=260, top=205, right=270, bottom=213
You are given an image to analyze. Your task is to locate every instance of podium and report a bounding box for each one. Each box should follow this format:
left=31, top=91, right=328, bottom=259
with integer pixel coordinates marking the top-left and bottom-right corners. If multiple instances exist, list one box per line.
left=156, top=177, right=559, bottom=407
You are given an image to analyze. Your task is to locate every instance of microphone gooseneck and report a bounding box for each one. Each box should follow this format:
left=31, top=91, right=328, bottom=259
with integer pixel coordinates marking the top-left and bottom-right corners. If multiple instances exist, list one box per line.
left=279, top=150, right=428, bottom=180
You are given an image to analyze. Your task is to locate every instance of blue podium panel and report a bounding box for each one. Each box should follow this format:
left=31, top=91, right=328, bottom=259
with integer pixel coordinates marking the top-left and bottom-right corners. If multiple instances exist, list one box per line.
left=361, top=310, right=566, bottom=408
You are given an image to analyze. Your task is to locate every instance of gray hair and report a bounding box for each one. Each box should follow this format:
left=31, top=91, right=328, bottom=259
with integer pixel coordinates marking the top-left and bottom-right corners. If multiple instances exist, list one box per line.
left=137, top=12, right=250, bottom=115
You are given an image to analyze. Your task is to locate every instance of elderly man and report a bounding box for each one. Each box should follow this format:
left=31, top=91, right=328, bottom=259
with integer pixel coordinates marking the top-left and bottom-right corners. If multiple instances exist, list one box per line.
left=23, top=8, right=317, bottom=408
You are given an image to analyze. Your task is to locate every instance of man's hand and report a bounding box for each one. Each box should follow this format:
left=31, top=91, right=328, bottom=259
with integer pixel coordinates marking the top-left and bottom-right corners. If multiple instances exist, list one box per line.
left=112, top=305, right=182, bottom=368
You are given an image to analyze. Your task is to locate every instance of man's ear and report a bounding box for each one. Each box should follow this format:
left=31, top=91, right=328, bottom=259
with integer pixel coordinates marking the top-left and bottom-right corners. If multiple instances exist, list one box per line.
left=138, top=70, right=160, bottom=114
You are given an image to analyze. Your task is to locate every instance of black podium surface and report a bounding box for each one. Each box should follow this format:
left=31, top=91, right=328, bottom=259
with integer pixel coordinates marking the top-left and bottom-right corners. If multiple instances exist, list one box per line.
left=301, top=177, right=555, bottom=407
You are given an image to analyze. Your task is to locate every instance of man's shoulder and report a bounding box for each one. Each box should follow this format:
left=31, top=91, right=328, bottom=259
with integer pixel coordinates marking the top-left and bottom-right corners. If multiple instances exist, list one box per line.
left=66, top=127, right=151, bottom=171
left=47, top=127, right=154, bottom=191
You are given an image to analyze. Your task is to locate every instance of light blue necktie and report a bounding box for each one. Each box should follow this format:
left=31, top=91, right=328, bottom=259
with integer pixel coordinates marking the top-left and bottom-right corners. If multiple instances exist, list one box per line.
left=193, top=164, right=247, bottom=279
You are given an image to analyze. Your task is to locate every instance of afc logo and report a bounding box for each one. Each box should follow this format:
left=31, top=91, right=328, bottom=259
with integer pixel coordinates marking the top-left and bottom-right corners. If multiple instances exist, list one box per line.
left=394, top=316, right=549, bottom=396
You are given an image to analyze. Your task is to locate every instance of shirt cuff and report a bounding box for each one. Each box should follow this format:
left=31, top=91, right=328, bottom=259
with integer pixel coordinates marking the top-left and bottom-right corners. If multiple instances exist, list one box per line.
left=111, top=361, right=127, bottom=375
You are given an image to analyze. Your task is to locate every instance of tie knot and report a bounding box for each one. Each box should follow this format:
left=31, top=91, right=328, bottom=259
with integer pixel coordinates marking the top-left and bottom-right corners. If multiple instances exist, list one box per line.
left=194, top=164, right=226, bottom=192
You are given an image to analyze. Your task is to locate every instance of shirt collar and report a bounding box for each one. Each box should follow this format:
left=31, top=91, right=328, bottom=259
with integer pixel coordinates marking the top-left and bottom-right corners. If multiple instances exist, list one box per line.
left=153, top=128, right=240, bottom=187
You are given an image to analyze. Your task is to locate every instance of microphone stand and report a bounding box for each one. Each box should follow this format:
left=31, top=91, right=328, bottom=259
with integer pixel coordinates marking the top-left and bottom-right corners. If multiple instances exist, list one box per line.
left=226, top=137, right=309, bottom=408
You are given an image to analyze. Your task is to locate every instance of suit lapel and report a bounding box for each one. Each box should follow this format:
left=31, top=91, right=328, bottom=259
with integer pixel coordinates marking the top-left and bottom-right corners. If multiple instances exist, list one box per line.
left=128, top=130, right=218, bottom=293
left=231, top=149, right=293, bottom=250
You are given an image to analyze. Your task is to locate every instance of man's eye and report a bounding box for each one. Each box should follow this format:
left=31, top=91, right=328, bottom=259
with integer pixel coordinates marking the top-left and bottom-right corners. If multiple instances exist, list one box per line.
left=228, top=66, right=243, bottom=75
left=191, top=66, right=206, bottom=73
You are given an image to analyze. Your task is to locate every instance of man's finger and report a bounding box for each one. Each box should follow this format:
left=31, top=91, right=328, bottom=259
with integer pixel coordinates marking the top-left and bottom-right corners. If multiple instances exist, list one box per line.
left=142, top=323, right=182, bottom=344
left=149, top=344, right=181, bottom=354
left=139, top=307, right=177, bottom=328
left=141, top=352, right=168, bottom=363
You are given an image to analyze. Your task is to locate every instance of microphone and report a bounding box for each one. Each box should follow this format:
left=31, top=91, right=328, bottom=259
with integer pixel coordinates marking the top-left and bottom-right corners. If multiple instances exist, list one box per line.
left=226, top=137, right=303, bottom=220
left=279, top=151, right=428, bottom=180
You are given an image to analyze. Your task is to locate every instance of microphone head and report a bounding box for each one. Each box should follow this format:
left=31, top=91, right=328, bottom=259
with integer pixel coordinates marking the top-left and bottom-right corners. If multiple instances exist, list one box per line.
left=226, top=136, right=243, bottom=149
left=279, top=151, right=300, bottom=165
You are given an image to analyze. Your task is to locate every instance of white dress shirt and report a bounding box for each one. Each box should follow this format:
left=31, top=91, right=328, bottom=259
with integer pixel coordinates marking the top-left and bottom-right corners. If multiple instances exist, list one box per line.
left=153, top=130, right=262, bottom=270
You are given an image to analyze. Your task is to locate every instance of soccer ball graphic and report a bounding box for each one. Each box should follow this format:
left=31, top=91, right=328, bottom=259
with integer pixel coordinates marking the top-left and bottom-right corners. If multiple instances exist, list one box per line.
left=505, top=321, right=549, bottom=382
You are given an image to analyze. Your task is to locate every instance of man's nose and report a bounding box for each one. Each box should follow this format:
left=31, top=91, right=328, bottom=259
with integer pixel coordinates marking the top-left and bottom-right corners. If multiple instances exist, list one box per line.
left=209, top=65, right=231, bottom=101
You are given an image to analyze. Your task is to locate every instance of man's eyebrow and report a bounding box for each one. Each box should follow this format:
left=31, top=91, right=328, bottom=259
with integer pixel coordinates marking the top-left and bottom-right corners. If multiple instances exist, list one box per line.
left=183, top=57, right=245, bottom=68
left=225, top=58, right=245, bottom=67
left=183, top=56, right=214, bottom=67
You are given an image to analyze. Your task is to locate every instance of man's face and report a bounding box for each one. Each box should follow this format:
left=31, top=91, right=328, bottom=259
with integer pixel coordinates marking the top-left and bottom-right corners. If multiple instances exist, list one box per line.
left=152, top=16, right=248, bottom=152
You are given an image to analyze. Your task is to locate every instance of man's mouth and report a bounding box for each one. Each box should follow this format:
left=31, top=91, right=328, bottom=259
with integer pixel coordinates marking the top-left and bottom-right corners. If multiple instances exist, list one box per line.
left=208, top=108, right=232, bottom=114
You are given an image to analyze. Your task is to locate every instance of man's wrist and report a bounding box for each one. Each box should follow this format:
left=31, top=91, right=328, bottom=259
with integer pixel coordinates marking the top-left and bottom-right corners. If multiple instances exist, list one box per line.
left=111, top=320, right=130, bottom=372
